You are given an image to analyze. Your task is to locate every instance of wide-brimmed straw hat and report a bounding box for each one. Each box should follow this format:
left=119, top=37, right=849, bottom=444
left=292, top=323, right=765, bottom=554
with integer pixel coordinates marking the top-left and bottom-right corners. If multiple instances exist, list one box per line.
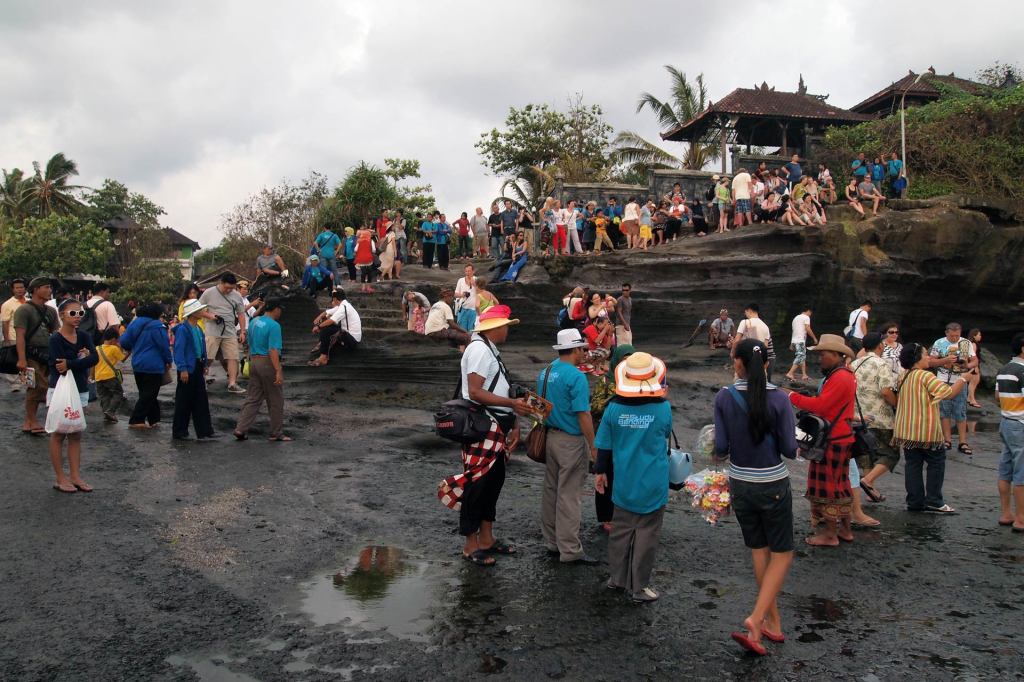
left=614, top=352, right=668, bottom=398
left=552, top=328, right=588, bottom=350
left=181, top=299, right=209, bottom=319
left=473, top=305, right=520, bottom=333
left=808, top=333, right=855, bottom=359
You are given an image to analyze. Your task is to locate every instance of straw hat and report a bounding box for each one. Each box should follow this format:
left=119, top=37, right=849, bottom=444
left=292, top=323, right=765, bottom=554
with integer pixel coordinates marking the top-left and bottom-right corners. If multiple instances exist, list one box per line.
left=473, top=305, right=520, bottom=333
left=181, top=299, right=209, bottom=319
left=614, top=352, right=668, bottom=398
left=552, top=328, right=588, bottom=350
left=808, top=333, right=855, bottom=359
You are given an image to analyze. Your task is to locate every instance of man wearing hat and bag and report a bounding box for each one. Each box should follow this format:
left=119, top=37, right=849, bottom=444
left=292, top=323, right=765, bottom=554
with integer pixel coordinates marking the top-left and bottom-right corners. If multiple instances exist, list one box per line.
left=784, top=334, right=858, bottom=547
left=438, top=305, right=533, bottom=567
left=539, top=328, right=600, bottom=565
left=13, top=277, right=59, bottom=435
left=594, top=352, right=673, bottom=601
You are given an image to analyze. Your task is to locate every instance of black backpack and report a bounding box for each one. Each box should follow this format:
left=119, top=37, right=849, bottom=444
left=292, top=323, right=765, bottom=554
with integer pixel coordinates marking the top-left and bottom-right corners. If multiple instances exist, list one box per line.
left=78, top=300, right=104, bottom=344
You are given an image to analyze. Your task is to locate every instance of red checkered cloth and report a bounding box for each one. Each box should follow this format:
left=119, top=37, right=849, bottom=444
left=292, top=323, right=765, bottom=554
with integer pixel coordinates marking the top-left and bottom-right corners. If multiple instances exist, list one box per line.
left=806, top=442, right=853, bottom=501
left=437, top=419, right=507, bottom=511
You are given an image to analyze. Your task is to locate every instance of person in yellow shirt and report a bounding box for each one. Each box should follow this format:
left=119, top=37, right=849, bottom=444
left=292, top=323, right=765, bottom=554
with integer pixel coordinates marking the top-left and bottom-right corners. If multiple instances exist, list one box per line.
left=95, top=328, right=129, bottom=421
left=593, top=209, right=615, bottom=253
left=177, top=283, right=205, bottom=331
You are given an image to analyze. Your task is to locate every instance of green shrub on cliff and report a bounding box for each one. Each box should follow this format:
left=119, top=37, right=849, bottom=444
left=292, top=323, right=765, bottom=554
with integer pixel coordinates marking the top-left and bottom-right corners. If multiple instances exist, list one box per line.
left=823, top=83, right=1024, bottom=200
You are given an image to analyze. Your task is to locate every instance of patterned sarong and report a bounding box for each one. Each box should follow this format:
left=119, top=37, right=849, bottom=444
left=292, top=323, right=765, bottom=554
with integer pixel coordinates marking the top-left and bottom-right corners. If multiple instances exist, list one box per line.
left=437, top=419, right=507, bottom=511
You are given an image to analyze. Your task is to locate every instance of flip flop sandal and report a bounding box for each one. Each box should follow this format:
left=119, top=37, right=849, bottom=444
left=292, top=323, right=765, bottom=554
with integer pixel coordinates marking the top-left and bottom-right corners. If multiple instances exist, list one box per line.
left=52, top=484, right=77, bottom=494
left=998, top=520, right=1014, bottom=527
left=462, top=550, right=496, bottom=567
left=761, top=629, right=785, bottom=643
left=942, top=441, right=952, bottom=450
left=73, top=483, right=93, bottom=493
left=957, top=443, right=973, bottom=456
left=482, top=541, right=517, bottom=555
left=233, top=432, right=248, bottom=441
left=730, top=632, right=767, bottom=656
left=268, top=435, right=294, bottom=442
left=29, top=428, right=47, bottom=436
left=860, top=481, right=885, bottom=503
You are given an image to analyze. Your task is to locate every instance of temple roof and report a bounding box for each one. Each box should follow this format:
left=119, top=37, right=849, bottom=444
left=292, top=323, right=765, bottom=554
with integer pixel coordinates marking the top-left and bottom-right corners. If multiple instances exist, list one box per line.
left=662, top=84, right=871, bottom=142
left=851, top=69, right=984, bottom=114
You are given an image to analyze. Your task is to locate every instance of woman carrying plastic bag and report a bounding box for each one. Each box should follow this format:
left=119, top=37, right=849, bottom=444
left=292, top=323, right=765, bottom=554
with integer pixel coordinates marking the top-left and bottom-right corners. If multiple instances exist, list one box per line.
left=45, top=299, right=97, bottom=493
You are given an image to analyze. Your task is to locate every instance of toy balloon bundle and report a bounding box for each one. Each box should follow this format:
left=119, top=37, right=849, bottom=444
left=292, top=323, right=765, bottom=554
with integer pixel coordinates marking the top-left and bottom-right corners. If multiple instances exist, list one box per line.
left=684, top=468, right=731, bottom=524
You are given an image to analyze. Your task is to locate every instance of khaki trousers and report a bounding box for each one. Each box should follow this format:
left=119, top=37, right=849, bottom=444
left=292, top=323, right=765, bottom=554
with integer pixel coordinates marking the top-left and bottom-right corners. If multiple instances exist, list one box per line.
left=607, top=505, right=665, bottom=596
left=541, top=428, right=589, bottom=561
left=235, top=357, right=284, bottom=438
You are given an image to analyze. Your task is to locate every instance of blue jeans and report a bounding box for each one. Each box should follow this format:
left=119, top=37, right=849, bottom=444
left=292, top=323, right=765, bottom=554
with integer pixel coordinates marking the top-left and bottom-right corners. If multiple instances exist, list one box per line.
left=321, top=256, right=337, bottom=279
left=904, top=446, right=946, bottom=510
left=998, top=419, right=1024, bottom=485
left=490, top=235, right=504, bottom=257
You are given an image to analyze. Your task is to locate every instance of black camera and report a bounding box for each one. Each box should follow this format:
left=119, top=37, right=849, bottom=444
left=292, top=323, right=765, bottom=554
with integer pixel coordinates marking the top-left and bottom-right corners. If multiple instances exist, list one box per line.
left=510, top=384, right=530, bottom=399
left=214, top=315, right=227, bottom=325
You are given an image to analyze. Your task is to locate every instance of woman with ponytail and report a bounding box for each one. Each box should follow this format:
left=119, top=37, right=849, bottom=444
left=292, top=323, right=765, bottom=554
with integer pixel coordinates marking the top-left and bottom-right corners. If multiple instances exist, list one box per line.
left=713, top=338, right=799, bottom=656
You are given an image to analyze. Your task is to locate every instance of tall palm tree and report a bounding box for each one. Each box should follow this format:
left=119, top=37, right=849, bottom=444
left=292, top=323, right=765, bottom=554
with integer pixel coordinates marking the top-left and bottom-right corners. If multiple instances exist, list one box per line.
left=25, top=152, right=85, bottom=217
left=498, top=165, right=555, bottom=213
left=611, top=67, right=719, bottom=178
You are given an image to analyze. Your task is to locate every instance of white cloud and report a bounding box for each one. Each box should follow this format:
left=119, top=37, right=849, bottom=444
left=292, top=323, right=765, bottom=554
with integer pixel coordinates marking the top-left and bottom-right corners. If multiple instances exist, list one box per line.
left=1, top=0, right=1021, bottom=248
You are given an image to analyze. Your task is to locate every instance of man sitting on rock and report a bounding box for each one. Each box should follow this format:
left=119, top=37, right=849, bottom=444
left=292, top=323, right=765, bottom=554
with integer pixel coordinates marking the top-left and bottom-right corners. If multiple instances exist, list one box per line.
left=301, top=255, right=334, bottom=298
left=309, top=289, right=362, bottom=367
left=709, top=309, right=735, bottom=350
left=425, top=288, right=471, bottom=348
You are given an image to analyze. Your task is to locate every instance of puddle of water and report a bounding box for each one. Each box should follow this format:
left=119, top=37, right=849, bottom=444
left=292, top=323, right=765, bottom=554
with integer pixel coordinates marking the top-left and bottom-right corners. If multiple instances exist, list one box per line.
left=299, top=545, right=439, bottom=641
left=165, top=654, right=257, bottom=682
left=797, top=632, right=824, bottom=643
left=796, top=596, right=849, bottom=622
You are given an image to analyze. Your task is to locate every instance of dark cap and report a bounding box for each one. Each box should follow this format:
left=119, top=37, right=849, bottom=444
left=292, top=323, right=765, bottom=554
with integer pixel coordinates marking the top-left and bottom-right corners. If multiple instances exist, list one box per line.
left=27, top=277, right=51, bottom=292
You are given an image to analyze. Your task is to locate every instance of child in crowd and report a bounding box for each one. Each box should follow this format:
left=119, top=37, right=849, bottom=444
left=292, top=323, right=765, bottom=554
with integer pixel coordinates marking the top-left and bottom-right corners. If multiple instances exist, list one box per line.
left=95, top=327, right=128, bottom=422
left=638, top=203, right=653, bottom=250
left=593, top=209, right=614, bottom=253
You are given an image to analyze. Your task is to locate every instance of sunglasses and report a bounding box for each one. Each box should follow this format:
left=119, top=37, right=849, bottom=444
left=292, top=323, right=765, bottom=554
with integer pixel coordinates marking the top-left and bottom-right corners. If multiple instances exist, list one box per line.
left=65, top=309, right=85, bottom=317
left=887, top=330, right=899, bottom=334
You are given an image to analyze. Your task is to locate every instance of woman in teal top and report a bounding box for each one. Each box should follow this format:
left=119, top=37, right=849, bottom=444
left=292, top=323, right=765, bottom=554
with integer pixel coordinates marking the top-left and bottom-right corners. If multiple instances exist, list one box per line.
left=594, top=352, right=672, bottom=603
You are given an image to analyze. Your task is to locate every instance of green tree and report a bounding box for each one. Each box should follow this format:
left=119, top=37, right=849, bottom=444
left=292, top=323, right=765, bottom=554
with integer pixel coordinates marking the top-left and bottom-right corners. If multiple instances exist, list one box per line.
left=219, top=172, right=329, bottom=274
left=83, top=179, right=166, bottom=229
left=476, top=97, right=614, bottom=210
left=24, top=152, right=86, bottom=217
left=610, top=67, right=718, bottom=176
left=320, top=162, right=399, bottom=230
left=0, top=214, right=111, bottom=280
left=1, top=168, right=33, bottom=234
left=112, top=260, right=184, bottom=306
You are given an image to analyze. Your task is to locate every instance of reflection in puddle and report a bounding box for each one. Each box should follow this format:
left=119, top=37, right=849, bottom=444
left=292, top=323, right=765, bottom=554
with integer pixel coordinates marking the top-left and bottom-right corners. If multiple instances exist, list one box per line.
left=165, top=654, right=257, bottom=682
left=300, top=545, right=439, bottom=641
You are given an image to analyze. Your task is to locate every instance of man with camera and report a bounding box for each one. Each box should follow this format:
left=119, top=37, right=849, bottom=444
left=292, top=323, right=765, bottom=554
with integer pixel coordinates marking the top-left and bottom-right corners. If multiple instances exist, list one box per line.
left=198, top=273, right=248, bottom=394
left=13, top=277, right=59, bottom=434
left=540, top=328, right=600, bottom=565
left=929, top=322, right=978, bottom=455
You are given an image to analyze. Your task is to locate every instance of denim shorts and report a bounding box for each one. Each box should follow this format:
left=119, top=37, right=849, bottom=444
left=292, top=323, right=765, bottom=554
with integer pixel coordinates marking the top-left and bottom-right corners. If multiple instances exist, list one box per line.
left=939, top=388, right=968, bottom=422
left=998, top=419, right=1024, bottom=485
left=730, top=477, right=794, bottom=552
left=792, top=342, right=807, bottom=365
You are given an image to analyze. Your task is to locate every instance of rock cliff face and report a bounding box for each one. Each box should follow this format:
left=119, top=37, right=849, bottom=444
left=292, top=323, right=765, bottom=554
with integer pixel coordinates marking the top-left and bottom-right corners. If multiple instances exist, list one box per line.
left=493, top=197, right=1024, bottom=346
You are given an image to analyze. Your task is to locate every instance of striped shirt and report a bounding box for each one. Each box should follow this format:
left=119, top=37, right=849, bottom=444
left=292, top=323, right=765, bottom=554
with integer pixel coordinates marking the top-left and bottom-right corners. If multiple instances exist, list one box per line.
left=996, top=357, right=1024, bottom=423
left=892, top=368, right=955, bottom=449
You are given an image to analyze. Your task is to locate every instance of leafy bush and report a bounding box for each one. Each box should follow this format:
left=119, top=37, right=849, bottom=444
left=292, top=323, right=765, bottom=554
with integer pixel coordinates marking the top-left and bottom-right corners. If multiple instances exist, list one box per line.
left=0, top=214, right=111, bottom=280
left=822, top=84, right=1024, bottom=199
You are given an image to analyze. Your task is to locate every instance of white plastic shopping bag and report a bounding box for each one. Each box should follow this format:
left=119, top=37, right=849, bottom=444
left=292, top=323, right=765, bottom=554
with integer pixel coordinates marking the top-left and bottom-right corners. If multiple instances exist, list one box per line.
left=45, top=373, right=87, bottom=435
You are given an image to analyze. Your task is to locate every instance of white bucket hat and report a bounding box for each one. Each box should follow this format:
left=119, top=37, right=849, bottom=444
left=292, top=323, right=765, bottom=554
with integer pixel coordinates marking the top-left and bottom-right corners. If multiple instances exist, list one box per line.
left=552, top=328, right=588, bottom=350
left=181, top=299, right=209, bottom=319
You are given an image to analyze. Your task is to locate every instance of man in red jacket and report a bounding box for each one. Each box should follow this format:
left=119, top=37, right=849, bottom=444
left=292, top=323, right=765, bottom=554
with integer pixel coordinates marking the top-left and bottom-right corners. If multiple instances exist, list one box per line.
left=785, top=334, right=857, bottom=547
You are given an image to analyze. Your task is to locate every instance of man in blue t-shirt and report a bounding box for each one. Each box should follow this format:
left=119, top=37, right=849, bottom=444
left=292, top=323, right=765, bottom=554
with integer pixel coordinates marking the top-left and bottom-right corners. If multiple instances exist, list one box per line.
left=851, top=151, right=868, bottom=178
left=312, top=227, right=342, bottom=278
left=420, top=212, right=438, bottom=269
left=235, top=300, right=290, bottom=442
left=886, top=152, right=905, bottom=198
left=539, top=329, right=598, bottom=564
left=780, top=154, right=802, bottom=188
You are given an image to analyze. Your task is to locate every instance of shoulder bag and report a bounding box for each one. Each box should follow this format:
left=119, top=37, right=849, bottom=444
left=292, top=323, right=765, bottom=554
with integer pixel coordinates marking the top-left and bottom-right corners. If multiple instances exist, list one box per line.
left=97, top=345, right=123, bottom=384
left=434, top=340, right=507, bottom=444
left=526, top=363, right=553, bottom=463
left=0, top=312, right=46, bottom=374
left=849, top=361, right=879, bottom=461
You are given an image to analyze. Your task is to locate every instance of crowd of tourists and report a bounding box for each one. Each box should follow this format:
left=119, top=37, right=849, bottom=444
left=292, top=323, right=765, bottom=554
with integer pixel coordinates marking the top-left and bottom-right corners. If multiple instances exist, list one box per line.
left=432, top=283, right=1022, bottom=658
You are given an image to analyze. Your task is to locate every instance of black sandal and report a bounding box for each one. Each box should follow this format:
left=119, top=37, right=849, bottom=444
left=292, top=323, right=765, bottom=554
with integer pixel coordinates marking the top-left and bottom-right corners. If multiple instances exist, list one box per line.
left=481, top=540, right=517, bottom=555
left=958, top=443, right=973, bottom=456
left=462, top=550, right=496, bottom=566
left=860, top=481, right=885, bottom=503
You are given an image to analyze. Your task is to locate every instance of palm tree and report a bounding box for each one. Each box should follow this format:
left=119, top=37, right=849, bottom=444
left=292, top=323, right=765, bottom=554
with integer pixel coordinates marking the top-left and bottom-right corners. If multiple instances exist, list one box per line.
left=1, top=168, right=33, bottom=230
left=25, top=152, right=85, bottom=217
left=611, top=67, right=719, bottom=178
left=498, top=165, right=555, bottom=213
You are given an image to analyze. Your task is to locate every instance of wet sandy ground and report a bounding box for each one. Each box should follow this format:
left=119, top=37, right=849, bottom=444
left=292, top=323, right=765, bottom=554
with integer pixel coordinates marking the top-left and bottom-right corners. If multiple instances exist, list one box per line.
left=0, top=340, right=1022, bottom=681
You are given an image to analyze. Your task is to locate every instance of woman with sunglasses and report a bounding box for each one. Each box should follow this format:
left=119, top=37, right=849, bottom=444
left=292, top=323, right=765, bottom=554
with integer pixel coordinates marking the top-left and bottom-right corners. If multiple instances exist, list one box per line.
left=878, top=322, right=903, bottom=378
left=47, top=299, right=98, bottom=493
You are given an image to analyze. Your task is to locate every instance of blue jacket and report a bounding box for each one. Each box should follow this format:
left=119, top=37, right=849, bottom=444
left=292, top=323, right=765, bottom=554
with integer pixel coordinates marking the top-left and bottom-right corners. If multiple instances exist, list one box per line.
left=119, top=316, right=172, bottom=374
left=301, top=264, right=333, bottom=288
left=171, top=321, right=207, bottom=372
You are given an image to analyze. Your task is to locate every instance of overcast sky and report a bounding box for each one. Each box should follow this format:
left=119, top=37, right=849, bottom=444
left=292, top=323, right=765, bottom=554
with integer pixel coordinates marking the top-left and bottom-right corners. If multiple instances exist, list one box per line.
left=2, top=0, right=1021, bottom=248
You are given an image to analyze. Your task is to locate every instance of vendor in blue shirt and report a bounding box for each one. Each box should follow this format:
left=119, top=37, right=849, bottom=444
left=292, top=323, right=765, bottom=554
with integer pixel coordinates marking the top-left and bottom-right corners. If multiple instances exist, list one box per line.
left=435, top=213, right=452, bottom=270
left=234, top=300, right=290, bottom=442
left=594, top=351, right=672, bottom=602
left=312, top=227, right=342, bottom=278
left=538, top=329, right=598, bottom=564
left=301, top=255, right=334, bottom=297
left=342, top=227, right=358, bottom=281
